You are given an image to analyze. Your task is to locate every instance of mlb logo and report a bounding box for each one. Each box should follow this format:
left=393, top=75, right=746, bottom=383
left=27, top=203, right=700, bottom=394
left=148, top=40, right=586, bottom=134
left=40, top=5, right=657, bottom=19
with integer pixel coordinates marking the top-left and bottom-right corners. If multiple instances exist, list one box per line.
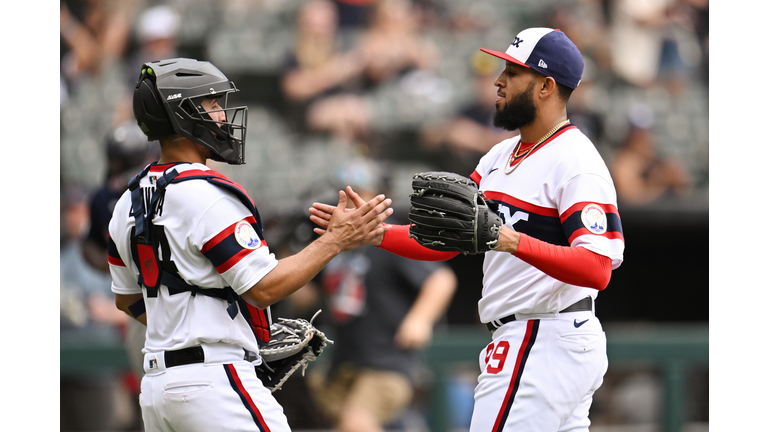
left=149, top=359, right=158, bottom=369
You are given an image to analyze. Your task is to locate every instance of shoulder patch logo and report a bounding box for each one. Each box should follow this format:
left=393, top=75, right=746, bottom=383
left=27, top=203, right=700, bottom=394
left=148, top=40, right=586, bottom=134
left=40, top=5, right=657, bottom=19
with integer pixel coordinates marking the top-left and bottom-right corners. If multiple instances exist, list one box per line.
left=581, top=203, right=607, bottom=235
left=234, top=220, right=262, bottom=250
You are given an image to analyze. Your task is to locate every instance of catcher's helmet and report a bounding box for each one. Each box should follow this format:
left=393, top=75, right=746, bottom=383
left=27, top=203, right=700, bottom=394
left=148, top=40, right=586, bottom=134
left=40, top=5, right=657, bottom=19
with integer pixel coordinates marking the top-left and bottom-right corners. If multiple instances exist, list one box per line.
left=133, top=58, right=248, bottom=164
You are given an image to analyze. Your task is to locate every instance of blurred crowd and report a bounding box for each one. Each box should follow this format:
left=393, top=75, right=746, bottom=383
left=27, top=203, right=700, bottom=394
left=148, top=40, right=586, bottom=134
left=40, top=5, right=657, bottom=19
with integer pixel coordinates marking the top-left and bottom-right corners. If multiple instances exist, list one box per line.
left=60, top=0, right=709, bottom=430
left=60, top=0, right=709, bottom=226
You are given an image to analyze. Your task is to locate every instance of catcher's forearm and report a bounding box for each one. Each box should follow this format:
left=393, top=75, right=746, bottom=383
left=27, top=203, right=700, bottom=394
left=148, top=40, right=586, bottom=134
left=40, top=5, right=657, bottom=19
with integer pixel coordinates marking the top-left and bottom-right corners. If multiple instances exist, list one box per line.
left=512, top=232, right=612, bottom=290
left=243, top=235, right=342, bottom=309
left=378, top=224, right=460, bottom=261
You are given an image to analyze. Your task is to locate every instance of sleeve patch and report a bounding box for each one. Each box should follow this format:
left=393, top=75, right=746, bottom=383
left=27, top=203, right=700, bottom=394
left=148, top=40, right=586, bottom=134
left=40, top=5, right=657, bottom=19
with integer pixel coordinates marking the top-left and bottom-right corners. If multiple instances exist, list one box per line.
left=202, top=216, right=266, bottom=273
left=234, top=220, right=262, bottom=250
left=581, top=203, right=607, bottom=235
left=562, top=202, right=624, bottom=244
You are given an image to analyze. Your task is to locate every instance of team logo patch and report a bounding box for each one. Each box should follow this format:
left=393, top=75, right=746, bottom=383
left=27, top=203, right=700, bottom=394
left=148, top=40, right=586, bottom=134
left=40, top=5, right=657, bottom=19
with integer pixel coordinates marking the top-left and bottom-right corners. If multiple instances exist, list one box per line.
left=234, top=220, right=262, bottom=249
left=580, top=203, right=607, bottom=235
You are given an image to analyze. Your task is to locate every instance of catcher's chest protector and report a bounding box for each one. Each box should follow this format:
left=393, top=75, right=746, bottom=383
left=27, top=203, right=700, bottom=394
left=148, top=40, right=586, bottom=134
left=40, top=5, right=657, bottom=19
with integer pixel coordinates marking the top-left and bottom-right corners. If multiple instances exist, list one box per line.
left=128, top=165, right=271, bottom=344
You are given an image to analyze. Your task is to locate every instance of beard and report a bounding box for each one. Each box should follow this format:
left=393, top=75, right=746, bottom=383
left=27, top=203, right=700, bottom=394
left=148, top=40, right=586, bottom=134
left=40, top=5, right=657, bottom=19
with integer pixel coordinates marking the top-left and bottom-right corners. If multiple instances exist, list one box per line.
left=493, top=82, right=537, bottom=131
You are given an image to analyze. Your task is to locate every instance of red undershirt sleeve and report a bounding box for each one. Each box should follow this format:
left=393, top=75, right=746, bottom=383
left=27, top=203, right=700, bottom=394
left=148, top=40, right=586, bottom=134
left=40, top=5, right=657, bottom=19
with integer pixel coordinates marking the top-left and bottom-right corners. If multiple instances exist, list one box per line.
left=377, top=224, right=460, bottom=261
left=378, top=226, right=611, bottom=288
left=514, top=233, right=612, bottom=290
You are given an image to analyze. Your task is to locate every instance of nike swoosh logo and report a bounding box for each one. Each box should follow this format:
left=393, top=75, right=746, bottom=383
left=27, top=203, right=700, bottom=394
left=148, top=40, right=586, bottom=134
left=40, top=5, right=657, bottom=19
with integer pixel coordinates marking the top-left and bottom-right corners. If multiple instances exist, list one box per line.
left=574, top=319, right=589, bottom=328
left=489, top=168, right=499, bottom=174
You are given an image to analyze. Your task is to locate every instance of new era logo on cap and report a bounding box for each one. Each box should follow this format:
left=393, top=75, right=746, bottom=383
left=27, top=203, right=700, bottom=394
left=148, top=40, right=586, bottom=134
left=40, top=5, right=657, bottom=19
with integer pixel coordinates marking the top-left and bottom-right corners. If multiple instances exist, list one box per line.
left=480, top=27, right=584, bottom=89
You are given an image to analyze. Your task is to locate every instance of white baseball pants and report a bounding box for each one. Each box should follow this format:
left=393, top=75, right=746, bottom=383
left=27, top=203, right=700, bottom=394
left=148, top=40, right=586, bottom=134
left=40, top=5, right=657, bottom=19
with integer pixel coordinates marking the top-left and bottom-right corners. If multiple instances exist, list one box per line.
left=140, top=344, right=291, bottom=432
left=471, top=310, right=608, bottom=432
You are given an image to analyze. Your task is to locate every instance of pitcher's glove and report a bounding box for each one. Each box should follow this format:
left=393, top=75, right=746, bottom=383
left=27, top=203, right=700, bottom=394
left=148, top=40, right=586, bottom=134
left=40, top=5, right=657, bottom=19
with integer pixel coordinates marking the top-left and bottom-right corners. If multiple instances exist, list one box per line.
left=254, top=310, right=332, bottom=392
left=408, top=171, right=503, bottom=255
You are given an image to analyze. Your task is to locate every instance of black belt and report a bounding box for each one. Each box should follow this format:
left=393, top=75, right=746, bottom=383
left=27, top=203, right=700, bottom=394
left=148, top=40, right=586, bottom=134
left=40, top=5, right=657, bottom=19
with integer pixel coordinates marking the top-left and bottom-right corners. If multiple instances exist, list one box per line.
left=485, top=297, right=593, bottom=332
left=161, top=346, right=258, bottom=368
left=164, top=346, right=205, bottom=368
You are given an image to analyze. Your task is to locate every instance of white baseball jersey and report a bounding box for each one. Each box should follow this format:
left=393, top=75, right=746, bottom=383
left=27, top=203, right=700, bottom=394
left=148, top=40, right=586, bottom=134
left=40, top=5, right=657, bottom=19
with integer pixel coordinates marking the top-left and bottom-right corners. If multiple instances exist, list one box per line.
left=109, top=162, right=279, bottom=356
left=470, top=125, right=624, bottom=323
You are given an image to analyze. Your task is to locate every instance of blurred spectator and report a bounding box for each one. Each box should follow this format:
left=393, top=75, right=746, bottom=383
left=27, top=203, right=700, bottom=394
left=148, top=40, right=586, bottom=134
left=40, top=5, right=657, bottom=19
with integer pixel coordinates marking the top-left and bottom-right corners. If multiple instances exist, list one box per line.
left=355, top=0, right=439, bottom=87
left=106, top=4, right=183, bottom=125
left=300, top=159, right=458, bottom=432
left=333, top=0, right=377, bottom=31
left=306, top=0, right=442, bottom=146
left=280, top=0, right=367, bottom=134
left=548, top=1, right=614, bottom=78
left=60, top=182, right=137, bottom=431
left=60, top=0, right=145, bottom=190
left=681, top=0, right=709, bottom=82
left=566, top=57, right=608, bottom=149
left=60, top=0, right=141, bottom=86
left=419, top=51, right=516, bottom=175
left=609, top=104, right=691, bottom=205
left=608, top=0, right=703, bottom=88
left=61, top=74, right=70, bottom=107
left=125, top=4, right=182, bottom=88
left=545, top=3, right=611, bottom=148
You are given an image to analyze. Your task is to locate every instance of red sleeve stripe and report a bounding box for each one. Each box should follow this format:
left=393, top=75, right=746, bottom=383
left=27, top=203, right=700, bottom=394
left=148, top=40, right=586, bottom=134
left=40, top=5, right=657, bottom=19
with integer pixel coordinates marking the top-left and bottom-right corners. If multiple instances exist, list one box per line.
left=107, top=235, right=125, bottom=267
left=560, top=201, right=620, bottom=222
left=214, top=246, right=264, bottom=274
left=108, top=256, right=125, bottom=267
left=483, top=191, right=560, bottom=218
left=202, top=216, right=257, bottom=254
left=568, top=227, right=624, bottom=243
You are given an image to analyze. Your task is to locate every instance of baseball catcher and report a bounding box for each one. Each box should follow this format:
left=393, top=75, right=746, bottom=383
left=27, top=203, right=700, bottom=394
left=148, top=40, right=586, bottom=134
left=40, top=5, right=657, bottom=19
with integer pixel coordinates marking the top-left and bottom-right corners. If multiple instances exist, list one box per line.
left=255, top=310, right=333, bottom=392
left=408, top=171, right=503, bottom=255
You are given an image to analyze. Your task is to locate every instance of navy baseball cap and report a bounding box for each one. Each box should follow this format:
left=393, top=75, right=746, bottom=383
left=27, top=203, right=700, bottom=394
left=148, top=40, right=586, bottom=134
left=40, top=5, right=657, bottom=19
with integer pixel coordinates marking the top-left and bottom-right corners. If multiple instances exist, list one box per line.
left=480, top=28, right=584, bottom=89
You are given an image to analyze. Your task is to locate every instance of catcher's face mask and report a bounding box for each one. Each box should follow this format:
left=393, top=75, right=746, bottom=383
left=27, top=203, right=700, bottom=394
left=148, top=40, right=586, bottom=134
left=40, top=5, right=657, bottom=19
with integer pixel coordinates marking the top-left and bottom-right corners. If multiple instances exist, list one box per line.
left=133, top=58, right=248, bottom=165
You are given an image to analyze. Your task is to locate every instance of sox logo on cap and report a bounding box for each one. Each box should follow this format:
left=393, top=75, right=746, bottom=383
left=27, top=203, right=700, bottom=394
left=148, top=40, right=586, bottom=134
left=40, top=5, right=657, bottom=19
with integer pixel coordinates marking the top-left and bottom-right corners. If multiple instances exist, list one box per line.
left=480, top=27, right=584, bottom=89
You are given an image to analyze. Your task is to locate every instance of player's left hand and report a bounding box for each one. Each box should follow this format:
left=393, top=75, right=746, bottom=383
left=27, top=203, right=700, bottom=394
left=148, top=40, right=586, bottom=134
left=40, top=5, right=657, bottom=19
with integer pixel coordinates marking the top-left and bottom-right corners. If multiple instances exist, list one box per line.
left=310, top=186, right=390, bottom=246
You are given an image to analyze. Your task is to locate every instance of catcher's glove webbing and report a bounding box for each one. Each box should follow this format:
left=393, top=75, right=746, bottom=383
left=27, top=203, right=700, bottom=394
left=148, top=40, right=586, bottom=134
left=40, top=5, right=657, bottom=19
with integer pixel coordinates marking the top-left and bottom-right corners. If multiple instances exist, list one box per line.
left=255, top=310, right=332, bottom=392
left=408, top=171, right=503, bottom=255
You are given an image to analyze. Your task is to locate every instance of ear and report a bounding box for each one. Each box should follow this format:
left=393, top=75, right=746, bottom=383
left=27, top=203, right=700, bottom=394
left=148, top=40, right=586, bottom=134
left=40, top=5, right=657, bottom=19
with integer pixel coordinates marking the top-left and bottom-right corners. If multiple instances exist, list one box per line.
left=537, top=76, right=558, bottom=100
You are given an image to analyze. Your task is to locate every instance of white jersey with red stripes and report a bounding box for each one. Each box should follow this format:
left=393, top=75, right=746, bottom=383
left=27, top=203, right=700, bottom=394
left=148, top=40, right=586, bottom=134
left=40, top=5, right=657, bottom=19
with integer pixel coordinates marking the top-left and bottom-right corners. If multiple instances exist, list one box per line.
left=109, top=162, right=278, bottom=356
left=470, top=124, right=624, bottom=323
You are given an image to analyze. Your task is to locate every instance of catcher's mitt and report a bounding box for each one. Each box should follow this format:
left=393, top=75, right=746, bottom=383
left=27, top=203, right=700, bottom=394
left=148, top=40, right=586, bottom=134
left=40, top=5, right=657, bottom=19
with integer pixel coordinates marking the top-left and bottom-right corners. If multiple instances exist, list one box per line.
left=254, top=310, right=332, bottom=392
left=408, top=171, right=503, bottom=255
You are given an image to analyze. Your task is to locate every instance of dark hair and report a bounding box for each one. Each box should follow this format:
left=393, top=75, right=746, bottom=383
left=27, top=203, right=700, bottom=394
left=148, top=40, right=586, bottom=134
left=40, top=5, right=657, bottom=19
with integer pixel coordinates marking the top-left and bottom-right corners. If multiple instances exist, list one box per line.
left=556, top=82, right=574, bottom=104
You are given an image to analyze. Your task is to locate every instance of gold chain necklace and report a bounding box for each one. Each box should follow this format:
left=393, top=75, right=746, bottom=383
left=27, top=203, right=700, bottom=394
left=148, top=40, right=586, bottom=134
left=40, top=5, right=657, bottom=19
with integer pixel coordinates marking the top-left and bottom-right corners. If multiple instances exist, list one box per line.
left=504, top=120, right=570, bottom=175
